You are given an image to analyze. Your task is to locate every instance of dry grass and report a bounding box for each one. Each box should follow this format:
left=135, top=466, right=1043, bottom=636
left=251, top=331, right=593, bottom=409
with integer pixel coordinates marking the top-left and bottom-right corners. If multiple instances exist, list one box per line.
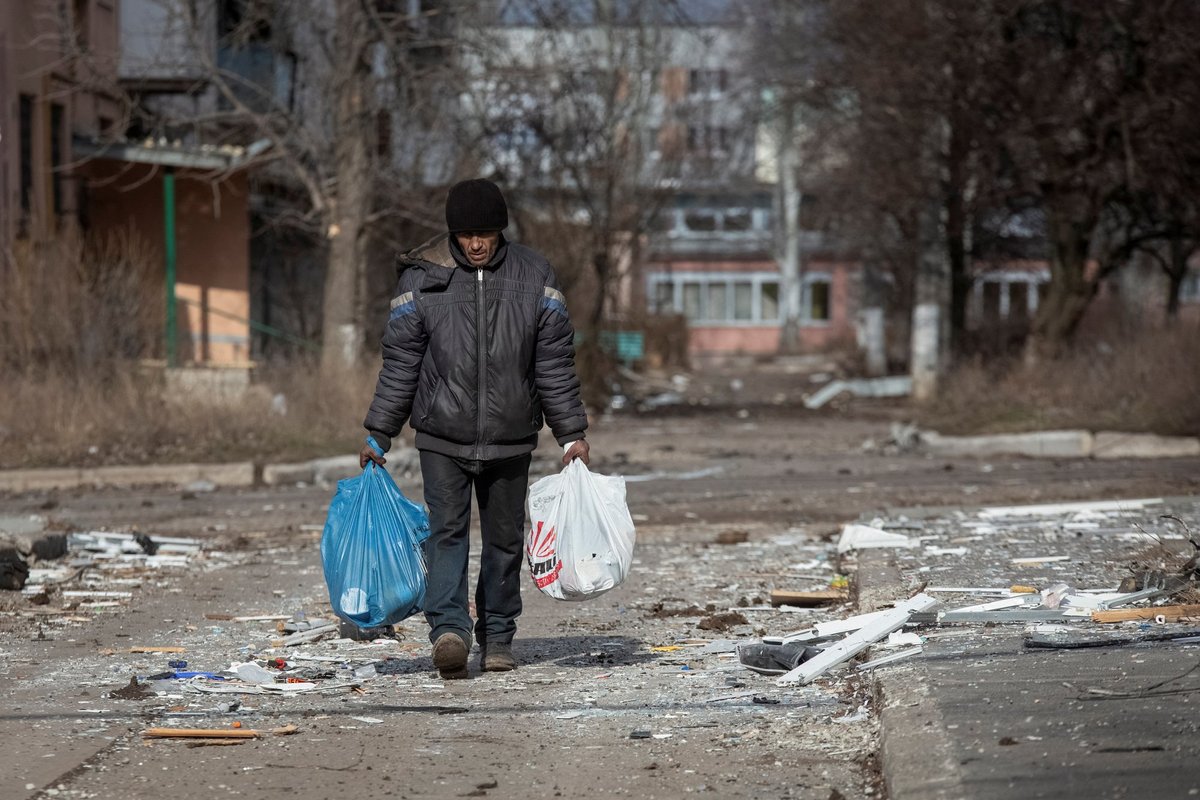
left=0, top=235, right=382, bottom=469
left=0, top=361, right=381, bottom=469
left=1, top=230, right=161, bottom=373
left=923, top=323, right=1200, bottom=436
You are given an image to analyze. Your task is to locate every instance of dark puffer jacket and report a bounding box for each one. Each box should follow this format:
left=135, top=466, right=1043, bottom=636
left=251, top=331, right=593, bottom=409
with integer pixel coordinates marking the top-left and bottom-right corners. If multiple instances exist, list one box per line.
left=363, top=233, right=587, bottom=461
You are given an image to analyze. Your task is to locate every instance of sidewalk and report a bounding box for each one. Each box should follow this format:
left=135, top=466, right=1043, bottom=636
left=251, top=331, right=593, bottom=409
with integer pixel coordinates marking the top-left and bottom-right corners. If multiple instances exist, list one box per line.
left=858, top=496, right=1200, bottom=799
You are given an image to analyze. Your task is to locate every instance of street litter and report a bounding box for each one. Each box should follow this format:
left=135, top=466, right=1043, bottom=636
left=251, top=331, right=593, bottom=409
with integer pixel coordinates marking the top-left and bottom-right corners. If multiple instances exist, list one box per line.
left=770, top=589, right=847, bottom=607
left=270, top=623, right=338, bottom=647
left=1025, top=627, right=1200, bottom=649
left=837, top=524, right=918, bottom=554
left=1011, top=555, right=1071, bottom=565
left=855, top=647, right=923, bottom=672
left=143, top=723, right=298, bottom=740
left=777, top=593, right=938, bottom=685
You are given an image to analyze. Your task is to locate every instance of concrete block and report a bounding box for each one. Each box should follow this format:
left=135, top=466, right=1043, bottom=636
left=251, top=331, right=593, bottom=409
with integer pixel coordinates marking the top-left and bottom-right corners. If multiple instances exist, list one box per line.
left=262, top=462, right=317, bottom=486
left=0, top=468, right=85, bottom=493
left=922, top=430, right=1094, bottom=459
left=310, top=455, right=362, bottom=485
left=191, top=462, right=256, bottom=487
left=1092, top=431, right=1200, bottom=459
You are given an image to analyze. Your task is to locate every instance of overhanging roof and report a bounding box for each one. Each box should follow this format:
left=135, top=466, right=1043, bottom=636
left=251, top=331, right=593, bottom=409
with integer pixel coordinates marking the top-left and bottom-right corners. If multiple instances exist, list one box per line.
left=73, top=136, right=272, bottom=172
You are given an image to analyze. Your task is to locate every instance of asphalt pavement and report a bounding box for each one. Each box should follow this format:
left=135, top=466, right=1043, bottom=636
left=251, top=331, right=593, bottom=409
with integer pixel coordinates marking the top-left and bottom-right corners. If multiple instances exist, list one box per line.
left=858, top=496, right=1200, bottom=800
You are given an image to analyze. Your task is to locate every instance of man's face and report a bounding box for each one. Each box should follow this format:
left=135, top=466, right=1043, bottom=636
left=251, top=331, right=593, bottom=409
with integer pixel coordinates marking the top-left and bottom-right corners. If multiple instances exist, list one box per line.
left=455, top=231, right=501, bottom=267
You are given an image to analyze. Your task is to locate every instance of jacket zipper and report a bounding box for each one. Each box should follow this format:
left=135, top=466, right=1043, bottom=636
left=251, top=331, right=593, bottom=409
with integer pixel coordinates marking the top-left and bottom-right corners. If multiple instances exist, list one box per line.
left=474, top=267, right=487, bottom=460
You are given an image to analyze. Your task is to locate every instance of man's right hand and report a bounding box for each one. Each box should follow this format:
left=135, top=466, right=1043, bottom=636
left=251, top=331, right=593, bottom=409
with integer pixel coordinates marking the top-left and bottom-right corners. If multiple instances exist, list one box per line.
left=360, top=443, right=387, bottom=468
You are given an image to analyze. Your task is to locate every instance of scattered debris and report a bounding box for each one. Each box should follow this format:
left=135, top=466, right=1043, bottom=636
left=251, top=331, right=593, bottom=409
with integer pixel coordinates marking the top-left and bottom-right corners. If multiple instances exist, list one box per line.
left=837, top=524, right=917, bottom=554
left=697, top=612, right=748, bottom=631
left=109, top=677, right=154, bottom=700
left=143, top=723, right=297, bottom=740
left=1091, top=604, right=1200, bottom=623
left=776, top=594, right=937, bottom=685
left=803, top=376, right=913, bottom=410
left=770, top=589, right=847, bottom=608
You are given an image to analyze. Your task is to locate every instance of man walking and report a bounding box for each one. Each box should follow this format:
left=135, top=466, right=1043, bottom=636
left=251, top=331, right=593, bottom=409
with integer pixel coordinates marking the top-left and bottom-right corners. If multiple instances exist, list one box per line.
left=360, top=178, right=590, bottom=679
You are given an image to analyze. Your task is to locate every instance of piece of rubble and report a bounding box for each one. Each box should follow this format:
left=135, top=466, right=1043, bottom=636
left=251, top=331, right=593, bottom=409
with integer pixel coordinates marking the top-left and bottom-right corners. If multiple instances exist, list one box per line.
left=1091, top=604, right=1200, bottom=623
left=770, top=589, right=847, bottom=607
left=776, top=593, right=937, bottom=685
left=836, top=524, right=917, bottom=554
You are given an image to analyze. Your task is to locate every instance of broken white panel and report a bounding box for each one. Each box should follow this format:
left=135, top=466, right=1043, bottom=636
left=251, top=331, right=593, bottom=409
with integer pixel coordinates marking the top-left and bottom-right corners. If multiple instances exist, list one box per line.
left=977, top=498, right=1163, bottom=519
left=924, top=546, right=969, bottom=557
left=950, top=596, right=1037, bottom=614
left=803, top=376, right=913, bottom=410
left=856, top=646, right=923, bottom=672
left=883, top=630, right=923, bottom=648
left=767, top=607, right=907, bottom=645
left=1011, top=555, right=1071, bottom=565
left=925, top=587, right=1022, bottom=596
left=777, top=593, right=939, bottom=685
left=837, top=524, right=918, bottom=554
left=231, top=662, right=277, bottom=685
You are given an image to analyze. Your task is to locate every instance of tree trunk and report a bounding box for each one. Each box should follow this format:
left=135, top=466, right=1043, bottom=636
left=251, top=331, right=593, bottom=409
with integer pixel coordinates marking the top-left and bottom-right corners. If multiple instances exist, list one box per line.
left=1165, top=236, right=1187, bottom=319
left=320, top=4, right=373, bottom=373
left=1024, top=201, right=1098, bottom=364
left=944, top=121, right=971, bottom=352
left=776, top=102, right=803, bottom=353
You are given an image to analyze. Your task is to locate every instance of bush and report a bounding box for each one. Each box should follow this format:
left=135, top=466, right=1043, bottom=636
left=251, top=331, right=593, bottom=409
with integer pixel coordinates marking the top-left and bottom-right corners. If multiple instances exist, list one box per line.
left=922, top=323, right=1200, bottom=436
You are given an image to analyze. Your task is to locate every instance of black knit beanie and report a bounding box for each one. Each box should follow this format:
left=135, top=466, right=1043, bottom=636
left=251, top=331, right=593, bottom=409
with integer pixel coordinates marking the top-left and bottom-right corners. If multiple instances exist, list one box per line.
left=445, top=178, right=509, bottom=233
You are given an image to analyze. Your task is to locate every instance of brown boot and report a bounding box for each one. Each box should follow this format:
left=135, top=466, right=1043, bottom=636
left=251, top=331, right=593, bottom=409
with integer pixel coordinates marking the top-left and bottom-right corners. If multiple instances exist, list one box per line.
left=481, top=641, right=516, bottom=672
left=432, top=632, right=470, bottom=679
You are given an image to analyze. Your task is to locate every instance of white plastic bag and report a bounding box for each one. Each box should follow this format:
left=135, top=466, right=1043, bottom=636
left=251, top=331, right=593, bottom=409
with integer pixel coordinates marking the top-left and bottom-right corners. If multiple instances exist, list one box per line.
left=525, top=459, right=636, bottom=601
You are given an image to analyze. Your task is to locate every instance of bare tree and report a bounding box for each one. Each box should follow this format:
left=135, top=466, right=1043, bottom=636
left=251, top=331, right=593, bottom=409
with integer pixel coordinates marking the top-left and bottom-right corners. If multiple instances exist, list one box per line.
left=122, top=0, right=460, bottom=372
left=456, top=2, right=702, bottom=336
left=753, top=0, right=1200, bottom=372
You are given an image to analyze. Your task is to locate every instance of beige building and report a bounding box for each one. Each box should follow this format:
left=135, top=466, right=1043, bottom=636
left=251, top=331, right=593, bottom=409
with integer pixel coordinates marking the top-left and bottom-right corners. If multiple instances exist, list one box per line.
left=1, top=0, right=255, bottom=366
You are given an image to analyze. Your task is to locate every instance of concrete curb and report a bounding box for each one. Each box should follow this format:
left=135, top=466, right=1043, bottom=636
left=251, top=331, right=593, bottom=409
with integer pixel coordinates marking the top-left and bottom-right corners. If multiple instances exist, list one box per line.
left=0, top=462, right=256, bottom=493
left=0, top=448, right=423, bottom=494
left=857, top=549, right=964, bottom=800
left=922, top=429, right=1200, bottom=459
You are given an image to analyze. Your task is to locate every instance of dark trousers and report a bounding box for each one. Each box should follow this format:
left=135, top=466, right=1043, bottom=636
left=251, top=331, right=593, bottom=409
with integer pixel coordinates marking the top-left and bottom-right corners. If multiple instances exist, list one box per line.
left=419, top=450, right=530, bottom=648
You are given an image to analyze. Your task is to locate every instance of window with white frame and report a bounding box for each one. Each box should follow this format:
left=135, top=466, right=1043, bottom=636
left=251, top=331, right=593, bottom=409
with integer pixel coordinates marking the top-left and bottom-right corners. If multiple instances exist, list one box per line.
left=1181, top=269, right=1200, bottom=303
left=648, top=272, right=832, bottom=325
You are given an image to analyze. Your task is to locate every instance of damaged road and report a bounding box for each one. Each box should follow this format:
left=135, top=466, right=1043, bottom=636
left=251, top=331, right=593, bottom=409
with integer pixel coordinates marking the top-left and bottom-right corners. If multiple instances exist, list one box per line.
left=1, top=414, right=1199, bottom=799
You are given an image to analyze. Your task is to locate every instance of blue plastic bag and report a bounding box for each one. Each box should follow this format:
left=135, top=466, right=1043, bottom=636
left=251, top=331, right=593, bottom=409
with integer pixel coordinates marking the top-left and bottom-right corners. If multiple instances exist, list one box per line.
left=320, top=439, right=431, bottom=629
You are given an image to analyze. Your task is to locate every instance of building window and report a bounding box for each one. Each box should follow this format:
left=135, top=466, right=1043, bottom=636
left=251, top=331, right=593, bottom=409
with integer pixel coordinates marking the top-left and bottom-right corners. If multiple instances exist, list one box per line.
left=649, top=272, right=821, bottom=326
left=686, top=124, right=728, bottom=155
left=50, top=103, right=66, bottom=216
left=19, top=94, right=34, bottom=214
left=376, top=110, right=392, bottom=159
left=1181, top=269, right=1200, bottom=304
left=733, top=282, right=753, bottom=320
left=687, top=68, right=728, bottom=95
left=761, top=282, right=779, bottom=320
left=806, top=279, right=831, bottom=322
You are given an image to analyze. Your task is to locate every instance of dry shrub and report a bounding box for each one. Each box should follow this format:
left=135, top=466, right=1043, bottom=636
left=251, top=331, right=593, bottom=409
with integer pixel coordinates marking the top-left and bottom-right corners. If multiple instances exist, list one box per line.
left=0, top=231, right=383, bottom=467
left=923, top=323, right=1200, bottom=436
left=0, top=358, right=382, bottom=469
left=0, top=228, right=161, bottom=373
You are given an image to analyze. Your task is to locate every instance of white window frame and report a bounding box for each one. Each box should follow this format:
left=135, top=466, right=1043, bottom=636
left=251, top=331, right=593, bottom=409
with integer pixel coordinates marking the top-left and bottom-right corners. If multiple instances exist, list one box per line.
left=647, top=271, right=832, bottom=327
left=1181, top=269, right=1200, bottom=304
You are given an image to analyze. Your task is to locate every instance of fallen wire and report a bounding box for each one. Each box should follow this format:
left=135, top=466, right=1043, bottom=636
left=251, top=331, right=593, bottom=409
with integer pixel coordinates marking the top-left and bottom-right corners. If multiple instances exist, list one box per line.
left=1076, top=658, right=1200, bottom=701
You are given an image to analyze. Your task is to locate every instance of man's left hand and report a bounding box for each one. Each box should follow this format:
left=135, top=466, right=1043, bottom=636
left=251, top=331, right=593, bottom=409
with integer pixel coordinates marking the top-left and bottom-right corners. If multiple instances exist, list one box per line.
left=563, top=439, right=590, bottom=466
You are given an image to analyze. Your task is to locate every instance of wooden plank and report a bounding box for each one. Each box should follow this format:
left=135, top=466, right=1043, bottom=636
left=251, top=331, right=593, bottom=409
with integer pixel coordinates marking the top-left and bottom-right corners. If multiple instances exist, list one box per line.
left=143, top=724, right=297, bottom=740
left=770, top=590, right=848, bottom=607
left=128, top=646, right=186, bottom=654
left=143, top=728, right=260, bottom=739
left=1091, top=604, right=1200, bottom=623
